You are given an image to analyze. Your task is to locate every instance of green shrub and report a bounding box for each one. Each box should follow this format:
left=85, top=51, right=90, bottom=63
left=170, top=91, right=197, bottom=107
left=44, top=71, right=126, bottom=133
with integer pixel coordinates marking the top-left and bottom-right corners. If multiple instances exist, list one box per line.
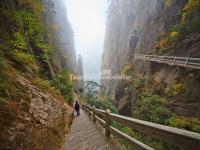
left=88, top=98, right=118, bottom=113
left=35, top=41, right=53, bottom=62
left=18, top=0, right=43, bottom=17
left=0, top=65, right=28, bottom=102
left=131, top=78, right=143, bottom=90
left=182, top=0, right=200, bottom=22
left=10, top=10, right=44, bottom=37
left=134, top=92, right=174, bottom=124
left=172, top=18, right=200, bottom=35
left=11, top=50, right=38, bottom=74
left=172, top=83, right=186, bottom=96
left=11, top=32, right=28, bottom=50
left=169, top=116, right=200, bottom=133
left=112, top=121, right=171, bottom=150
left=154, top=2, right=200, bottom=55
left=51, top=70, right=73, bottom=104
left=13, top=50, right=35, bottom=64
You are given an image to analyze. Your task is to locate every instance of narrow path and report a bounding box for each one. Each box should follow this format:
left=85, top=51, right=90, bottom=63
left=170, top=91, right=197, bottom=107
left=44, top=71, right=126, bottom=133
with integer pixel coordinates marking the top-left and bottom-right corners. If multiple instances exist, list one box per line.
left=63, top=109, right=119, bottom=150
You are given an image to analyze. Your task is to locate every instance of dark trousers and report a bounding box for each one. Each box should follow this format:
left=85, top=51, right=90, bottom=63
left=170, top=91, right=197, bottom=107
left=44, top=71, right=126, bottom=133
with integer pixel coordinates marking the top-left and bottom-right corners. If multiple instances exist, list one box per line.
left=76, top=110, right=80, bottom=116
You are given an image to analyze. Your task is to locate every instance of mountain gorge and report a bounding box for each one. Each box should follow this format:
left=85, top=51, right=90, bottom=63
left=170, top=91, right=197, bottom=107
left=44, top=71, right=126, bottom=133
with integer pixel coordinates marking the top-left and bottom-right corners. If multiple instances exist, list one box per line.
left=101, top=0, right=200, bottom=132
left=0, top=0, right=200, bottom=149
left=0, top=0, right=76, bottom=149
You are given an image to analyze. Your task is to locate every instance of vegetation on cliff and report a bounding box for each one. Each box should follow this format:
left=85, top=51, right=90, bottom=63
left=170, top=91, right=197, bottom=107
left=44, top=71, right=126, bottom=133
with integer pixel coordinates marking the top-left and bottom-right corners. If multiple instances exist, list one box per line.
left=155, top=0, right=200, bottom=55
left=81, top=81, right=117, bottom=113
left=51, top=71, right=73, bottom=104
left=101, top=0, right=200, bottom=149
left=0, top=0, right=75, bottom=149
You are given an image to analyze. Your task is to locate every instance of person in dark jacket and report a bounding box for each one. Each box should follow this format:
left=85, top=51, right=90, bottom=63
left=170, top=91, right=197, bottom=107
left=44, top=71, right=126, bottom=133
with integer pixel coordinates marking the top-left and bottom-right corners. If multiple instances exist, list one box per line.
left=74, top=101, right=80, bottom=116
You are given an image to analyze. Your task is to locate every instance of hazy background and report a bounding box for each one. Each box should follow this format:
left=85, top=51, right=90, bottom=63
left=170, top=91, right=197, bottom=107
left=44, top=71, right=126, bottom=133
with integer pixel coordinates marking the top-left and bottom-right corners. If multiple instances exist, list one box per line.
left=65, top=0, right=108, bottom=79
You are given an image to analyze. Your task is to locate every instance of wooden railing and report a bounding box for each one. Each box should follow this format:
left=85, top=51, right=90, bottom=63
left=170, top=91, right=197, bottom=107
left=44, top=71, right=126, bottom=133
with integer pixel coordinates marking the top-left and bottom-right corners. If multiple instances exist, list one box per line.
left=82, top=105, right=200, bottom=150
left=134, top=54, right=200, bottom=70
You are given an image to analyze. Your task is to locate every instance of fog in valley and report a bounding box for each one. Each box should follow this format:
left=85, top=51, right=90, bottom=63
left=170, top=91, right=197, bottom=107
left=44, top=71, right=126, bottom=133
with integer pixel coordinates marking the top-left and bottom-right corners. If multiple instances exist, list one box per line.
left=65, top=0, right=108, bottom=81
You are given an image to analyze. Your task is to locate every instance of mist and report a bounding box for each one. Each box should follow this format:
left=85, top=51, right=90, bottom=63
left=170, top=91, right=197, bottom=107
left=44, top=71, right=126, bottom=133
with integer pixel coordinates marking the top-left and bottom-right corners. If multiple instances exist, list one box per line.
left=64, top=0, right=108, bottom=81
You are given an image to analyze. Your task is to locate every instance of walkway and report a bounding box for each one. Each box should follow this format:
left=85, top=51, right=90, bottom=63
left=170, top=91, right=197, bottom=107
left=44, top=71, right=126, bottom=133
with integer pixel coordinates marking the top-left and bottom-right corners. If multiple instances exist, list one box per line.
left=134, top=54, right=200, bottom=70
left=63, top=109, right=120, bottom=150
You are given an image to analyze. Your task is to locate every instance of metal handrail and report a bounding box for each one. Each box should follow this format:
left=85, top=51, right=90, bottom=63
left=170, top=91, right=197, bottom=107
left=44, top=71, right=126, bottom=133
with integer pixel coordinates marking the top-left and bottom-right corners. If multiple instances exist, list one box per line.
left=82, top=105, right=200, bottom=150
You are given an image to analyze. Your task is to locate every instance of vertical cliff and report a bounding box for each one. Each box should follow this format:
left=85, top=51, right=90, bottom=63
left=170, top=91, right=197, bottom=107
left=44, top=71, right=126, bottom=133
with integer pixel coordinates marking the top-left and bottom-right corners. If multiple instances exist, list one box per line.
left=77, top=55, right=84, bottom=91
left=102, top=0, right=187, bottom=96
left=53, top=0, right=77, bottom=73
left=101, top=0, right=200, bottom=131
left=42, top=0, right=77, bottom=75
left=0, top=0, right=76, bottom=149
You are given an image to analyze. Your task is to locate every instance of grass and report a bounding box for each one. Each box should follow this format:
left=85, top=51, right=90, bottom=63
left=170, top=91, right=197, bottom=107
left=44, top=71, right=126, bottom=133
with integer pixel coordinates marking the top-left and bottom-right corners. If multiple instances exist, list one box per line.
left=31, top=78, right=67, bottom=103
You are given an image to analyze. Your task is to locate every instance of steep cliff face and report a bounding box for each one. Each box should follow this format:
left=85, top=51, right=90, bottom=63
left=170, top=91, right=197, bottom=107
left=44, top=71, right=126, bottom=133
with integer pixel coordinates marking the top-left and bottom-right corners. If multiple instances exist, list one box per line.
left=0, top=0, right=76, bottom=148
left=42, top=0, right=77, bottom=76
left=102, top=0, right=186, bottom=96
left=101, top=0, right=200, bottom=122
left=53, top=0, right=77, bottom=73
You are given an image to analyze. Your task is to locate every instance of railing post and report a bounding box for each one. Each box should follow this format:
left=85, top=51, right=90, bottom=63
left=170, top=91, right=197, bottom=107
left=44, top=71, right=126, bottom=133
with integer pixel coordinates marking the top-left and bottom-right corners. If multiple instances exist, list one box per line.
left=173, top=56, right=176, bottom=65
left=86, top=105, right=88, bottom=113
left=93, top=106, right=96, bottom=122
left=185, top=57, right=189, bottom=67
left=88, top=106, right=91, bottom=116
left=162, top=56, right=164, bottom=62
left=105, top=109, right=111, bottom=137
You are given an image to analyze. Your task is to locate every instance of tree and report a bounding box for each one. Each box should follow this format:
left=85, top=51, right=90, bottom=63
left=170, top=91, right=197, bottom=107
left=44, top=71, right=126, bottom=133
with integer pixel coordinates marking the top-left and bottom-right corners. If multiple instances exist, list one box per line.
left=51, top=70, right=73, bottom=104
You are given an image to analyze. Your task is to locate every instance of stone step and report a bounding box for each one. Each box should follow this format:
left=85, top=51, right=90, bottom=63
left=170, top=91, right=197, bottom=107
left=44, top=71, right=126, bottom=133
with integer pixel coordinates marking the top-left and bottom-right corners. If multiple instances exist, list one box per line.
left=63, top=110, right=121, bottom=150
left=68, top=131, right=101, bottom=147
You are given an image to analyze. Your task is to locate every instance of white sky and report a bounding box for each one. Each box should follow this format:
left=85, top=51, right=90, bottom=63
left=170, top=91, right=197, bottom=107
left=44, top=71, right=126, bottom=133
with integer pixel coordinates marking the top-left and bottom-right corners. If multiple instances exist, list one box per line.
left=64, top=0, right=108, bottom=76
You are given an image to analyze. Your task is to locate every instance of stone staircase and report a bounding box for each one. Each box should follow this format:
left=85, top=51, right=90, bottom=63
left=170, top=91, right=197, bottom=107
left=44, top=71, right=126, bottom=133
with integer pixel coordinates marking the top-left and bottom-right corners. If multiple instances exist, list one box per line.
left=63, top=110, right=121, bottom=150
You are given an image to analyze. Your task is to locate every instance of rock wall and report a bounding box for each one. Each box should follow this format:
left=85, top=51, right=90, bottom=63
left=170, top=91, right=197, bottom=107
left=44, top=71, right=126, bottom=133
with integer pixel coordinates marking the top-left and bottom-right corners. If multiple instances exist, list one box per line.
left=101, top=0, right=200, bottom=117
left=0, top=0, right=76, bottom=149
left=53, top=0, right=77, bottom=73
left=42, top=0, right=77, bottom=76
left=0, top=77, right=73, bottom=149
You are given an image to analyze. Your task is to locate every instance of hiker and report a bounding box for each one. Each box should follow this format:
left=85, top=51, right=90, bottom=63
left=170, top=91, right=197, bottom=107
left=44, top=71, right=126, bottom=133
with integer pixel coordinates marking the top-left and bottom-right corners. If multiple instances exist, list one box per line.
left=74, top=101, right=80, bottom=116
